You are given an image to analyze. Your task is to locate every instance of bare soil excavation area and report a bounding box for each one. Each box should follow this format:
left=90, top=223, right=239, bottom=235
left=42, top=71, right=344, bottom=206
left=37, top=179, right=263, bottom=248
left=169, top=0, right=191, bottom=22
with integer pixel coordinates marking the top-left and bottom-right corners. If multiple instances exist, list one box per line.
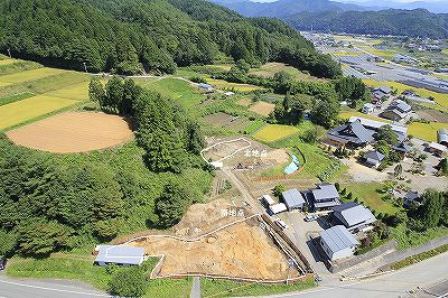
left=6, top=112, right=134, bottom=153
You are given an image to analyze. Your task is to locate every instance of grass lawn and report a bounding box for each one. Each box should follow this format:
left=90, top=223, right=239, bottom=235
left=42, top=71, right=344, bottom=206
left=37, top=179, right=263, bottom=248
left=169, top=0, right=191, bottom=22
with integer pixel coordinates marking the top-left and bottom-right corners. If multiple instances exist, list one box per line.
left=339, top=111, right=392, bottom=123
left=343, top=182, right=401, bottom=215
left=408, top=122, right=448, bottom=142
left=0, top=95, right=79, bottom=130
left=253, top=124, right=298, bottom=143
left=0, top=58, right=18, bottom=65
left=201, top=276, right=315, bottom=297
left=0, top=67, right=66, bottom=84
left=142, top=77, right=204, bottom=110
left=7, top=255, right=112, bottom=290
left=244, top=119, right=265, bottom=135
left=145, top=278, right=192, bottom=298
left=206, top=78, right=265, bottom=93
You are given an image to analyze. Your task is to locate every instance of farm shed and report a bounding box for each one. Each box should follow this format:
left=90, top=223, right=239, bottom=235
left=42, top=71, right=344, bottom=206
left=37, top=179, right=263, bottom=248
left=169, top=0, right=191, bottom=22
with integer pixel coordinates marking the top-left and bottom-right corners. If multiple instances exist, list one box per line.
left=94, top=245, right=145, bottom=266
left=281, top=188, right=305, bottom=211
left=428, top=142, right=447, bottom=157
left=269, top=203, right=287, bottom=215
left=319, top=225, right=359, bottom=261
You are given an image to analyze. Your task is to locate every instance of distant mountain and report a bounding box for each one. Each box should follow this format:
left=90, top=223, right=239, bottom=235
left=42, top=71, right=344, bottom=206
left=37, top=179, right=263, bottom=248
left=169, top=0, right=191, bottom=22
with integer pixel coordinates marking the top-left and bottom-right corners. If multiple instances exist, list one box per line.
left=342, top=0, right=448, bottom=14
left=211, top=0, right=368, bottom=18
left=286, top=9, right=448, bottom=38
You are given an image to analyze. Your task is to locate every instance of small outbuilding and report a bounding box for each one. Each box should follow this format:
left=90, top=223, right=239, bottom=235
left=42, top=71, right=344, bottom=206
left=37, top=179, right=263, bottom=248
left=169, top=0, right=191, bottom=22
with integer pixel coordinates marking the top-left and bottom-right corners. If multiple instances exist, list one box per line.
left=281, top=188, right=306, bottom=211
left=438, top=129, right=448, bottom=146
left=403, top=191, right=422, bottom=208
left=319, top=225, right=359, bottom=261
left=362, top=103, right=375, bottom=114
left=94, top=245, right=145, bottom=267
left=269, top=203, right=287, bottom=215
left=364, top=150, right=385, bottom=168
left=198, top=83, right=214, bottom=93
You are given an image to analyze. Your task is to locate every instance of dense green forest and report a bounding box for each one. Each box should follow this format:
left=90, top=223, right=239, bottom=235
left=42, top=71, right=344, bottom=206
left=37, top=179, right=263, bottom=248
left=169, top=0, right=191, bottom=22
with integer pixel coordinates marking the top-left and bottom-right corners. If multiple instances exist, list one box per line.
left=0, top=79, right=212, bottom=257
left=0, top=0, right=340, bottom=77
left=287, top=9, right=448, bottom=38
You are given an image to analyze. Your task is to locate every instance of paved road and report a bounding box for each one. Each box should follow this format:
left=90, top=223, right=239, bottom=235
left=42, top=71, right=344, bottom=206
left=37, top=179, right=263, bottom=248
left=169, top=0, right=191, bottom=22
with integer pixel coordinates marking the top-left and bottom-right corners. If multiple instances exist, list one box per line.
left=271, top=251, right=448, bottom=298
left=0, top=273, right=109, bottom=298
left=190, top=277, right=201, bottom=298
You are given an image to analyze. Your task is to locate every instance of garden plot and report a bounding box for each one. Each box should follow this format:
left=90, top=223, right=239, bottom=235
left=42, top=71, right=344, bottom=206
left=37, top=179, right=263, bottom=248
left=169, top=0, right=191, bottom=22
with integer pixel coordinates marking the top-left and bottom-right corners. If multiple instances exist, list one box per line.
left=203, top=112, right=249, bottom=131
left=249, top=101, right=275, bottom=117
left=7, top=112, right=134, bottom=153
left=126, top=200, right=298, bottom=281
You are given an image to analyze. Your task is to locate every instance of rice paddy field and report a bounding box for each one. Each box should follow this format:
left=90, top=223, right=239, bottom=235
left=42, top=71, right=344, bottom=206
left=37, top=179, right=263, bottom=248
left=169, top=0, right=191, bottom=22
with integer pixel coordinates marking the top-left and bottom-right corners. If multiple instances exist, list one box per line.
left=253, top=124, right=298, bottom=143
left=0, top=57, right=90, bottom=131
left=408, top=122, right=448, bottom=142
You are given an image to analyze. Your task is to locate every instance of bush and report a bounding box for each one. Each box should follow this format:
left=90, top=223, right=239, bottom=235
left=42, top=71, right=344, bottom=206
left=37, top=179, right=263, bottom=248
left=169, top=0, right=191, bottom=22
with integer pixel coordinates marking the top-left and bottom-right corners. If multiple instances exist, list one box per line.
left=109, top=267, right=146, bottom=297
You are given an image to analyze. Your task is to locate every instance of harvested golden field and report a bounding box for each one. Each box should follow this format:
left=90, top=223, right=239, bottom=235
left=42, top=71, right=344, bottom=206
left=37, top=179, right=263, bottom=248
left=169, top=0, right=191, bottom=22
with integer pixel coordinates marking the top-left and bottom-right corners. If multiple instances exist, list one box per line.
left=45, top=81, right=90, bottom=101
left=0, top=95, right=79, bottom=130
left=7, top=112, right=134, bottom=153
left=249, top=101, right=275, bottom=117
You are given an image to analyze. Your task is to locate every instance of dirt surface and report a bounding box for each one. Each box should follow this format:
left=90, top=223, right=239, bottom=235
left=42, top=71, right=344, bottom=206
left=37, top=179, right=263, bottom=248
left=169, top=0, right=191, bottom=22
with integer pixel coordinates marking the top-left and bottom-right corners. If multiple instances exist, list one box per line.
left=237, top=98, right=252, bottom=107
left=203, top=112, right=248, bottom=131
left=249, top=101, right=275, bottom=117
left=417, top=110, right=448, bottom=123
left=7, top=112, right=134, bottom=153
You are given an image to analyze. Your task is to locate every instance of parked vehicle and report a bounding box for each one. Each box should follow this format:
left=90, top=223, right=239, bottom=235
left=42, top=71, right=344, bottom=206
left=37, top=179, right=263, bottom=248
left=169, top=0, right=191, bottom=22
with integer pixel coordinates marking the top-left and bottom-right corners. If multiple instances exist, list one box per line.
left=305, top=214, right=319, bottom=222
left=275, top=220, right=288, bottom=230
left=0, top=257, right=6, bottom=271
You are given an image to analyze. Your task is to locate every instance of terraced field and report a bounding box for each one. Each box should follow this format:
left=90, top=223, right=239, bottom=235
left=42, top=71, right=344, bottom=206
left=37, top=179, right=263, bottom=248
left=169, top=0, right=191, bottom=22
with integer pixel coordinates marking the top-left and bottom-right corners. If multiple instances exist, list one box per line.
left=0, top=57, right=90, bottom=130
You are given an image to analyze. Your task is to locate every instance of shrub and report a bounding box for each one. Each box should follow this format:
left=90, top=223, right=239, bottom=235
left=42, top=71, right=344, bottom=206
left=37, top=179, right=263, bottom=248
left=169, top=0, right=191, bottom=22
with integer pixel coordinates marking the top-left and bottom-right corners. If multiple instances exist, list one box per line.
left=109, top=267, right=146, bottom=297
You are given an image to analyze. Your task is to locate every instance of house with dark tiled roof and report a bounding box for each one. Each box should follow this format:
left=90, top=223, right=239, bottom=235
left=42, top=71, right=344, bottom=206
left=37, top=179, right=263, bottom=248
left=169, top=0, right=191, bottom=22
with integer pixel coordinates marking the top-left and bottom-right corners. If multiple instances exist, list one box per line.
left=364, top=150, right=385, bottom=168
left=327, top=120, right=375, bottom=148
left=381, top=100, right=412, bottom=121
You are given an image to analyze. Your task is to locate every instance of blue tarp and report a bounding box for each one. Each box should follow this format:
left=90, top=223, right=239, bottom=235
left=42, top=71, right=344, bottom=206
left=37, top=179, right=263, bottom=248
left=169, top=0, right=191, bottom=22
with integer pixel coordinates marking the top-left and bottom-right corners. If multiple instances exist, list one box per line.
left=284, top=154, right=300, bottom=175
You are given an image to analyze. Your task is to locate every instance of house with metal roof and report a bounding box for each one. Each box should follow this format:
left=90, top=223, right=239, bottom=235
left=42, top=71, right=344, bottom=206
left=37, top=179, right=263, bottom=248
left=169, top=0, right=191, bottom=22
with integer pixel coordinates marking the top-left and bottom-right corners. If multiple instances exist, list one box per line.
left=319, top=225, right=359, bottom=261
left=381, top=100, right=412, bottom=121
left=94, top=245, right=145, bottom=266
left=348, top=116, right=407, bottom=135
left=373, top=86, right=392, bottom=95
left=403, top=191, right=422, bottom=208
left=281, top=188, right=305, bottom=211
left=438, top=129, right=448, bottom=146
left=327, top=120, right=375, bottom=148
left=427, top=142, right=448, bottom=157
left=309, top=184, right=341, bottom=210
left=332, top=203, right=376, bottom=232
left=364, top=150, right=385, bottom=168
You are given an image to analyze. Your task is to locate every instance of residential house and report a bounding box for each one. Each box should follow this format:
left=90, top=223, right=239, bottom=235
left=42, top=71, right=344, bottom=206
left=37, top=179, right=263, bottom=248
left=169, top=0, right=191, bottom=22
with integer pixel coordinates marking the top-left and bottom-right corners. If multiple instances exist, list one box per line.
left=438, top=129, right=448, bottom=147
left=94, top=245, right=145, bottom=267
left=348, top=117, right=408, bottom=136
left=393, top=141, right=412, bottom=157
left=319, top=225, right=359, bottom=261
left=307, top=184, right=341, bottom=210
left=403, top=191, right=422, bottom=208
left=281, top=188, right=306, bottom=211
left=372, top=86, right=391, bottom=103
left=326, top=120, right=375, bottom=148
left=427, top=142, right=448, bottom=158
left=381, top=100, right=412, bottom=121
left=332, top=202, right=376, bottom=232
left=364, top=150, right=385, bottom=168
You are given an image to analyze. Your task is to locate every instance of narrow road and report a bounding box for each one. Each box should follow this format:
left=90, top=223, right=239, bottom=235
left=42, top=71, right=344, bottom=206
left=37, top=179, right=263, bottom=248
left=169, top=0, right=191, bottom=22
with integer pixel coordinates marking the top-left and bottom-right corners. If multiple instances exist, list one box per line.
left=272, top=251, right=448, bottom=298
left=0, top=273, right=109, bottom=298
left=190, top=277, right=201, bottom=298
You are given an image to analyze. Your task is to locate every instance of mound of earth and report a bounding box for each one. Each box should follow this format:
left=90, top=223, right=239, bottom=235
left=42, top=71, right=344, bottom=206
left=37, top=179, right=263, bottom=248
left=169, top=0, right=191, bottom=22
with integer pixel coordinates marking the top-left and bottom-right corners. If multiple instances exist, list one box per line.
left=7, top=112, right=134, bottom=153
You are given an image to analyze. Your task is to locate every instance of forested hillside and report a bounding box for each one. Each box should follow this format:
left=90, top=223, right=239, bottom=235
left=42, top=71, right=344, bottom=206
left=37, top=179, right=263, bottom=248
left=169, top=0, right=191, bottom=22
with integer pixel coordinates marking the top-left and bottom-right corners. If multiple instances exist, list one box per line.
left=0, top=0, right=340, bottom=77
left=287, top=9, right=448, bottom=38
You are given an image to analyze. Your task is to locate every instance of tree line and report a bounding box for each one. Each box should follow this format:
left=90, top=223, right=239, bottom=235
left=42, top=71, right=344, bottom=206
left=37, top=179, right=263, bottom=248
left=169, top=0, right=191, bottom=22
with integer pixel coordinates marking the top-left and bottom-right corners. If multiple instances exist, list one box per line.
left=0, top=0, right=341, bottom=77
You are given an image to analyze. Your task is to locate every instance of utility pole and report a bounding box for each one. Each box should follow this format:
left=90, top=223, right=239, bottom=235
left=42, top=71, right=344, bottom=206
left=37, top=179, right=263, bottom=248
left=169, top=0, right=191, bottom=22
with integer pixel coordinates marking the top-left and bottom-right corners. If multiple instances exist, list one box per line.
left=7, top=48, right=11, bottom=58
left=83, top=62, right=87, bottom=73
